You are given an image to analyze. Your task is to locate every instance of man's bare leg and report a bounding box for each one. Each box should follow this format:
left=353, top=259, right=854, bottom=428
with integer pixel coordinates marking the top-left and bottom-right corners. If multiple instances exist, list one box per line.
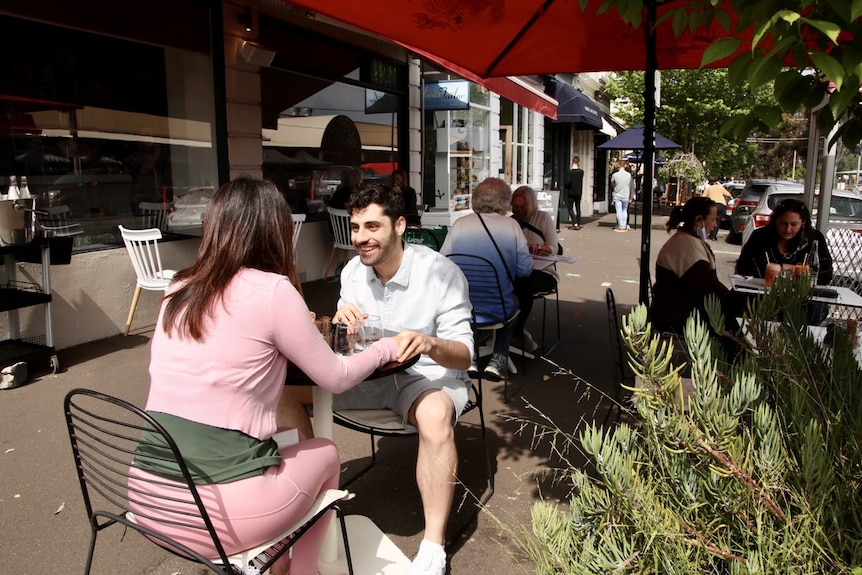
left=277, top=386, right=314, bottom=440
left=409, top=389, right=457, bottom=545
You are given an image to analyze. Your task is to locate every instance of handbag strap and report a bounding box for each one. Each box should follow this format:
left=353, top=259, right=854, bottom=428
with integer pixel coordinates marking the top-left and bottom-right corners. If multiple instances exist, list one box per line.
left=517, top=219, right=546, bottom=242
left=476, top=213, right=514, bottom=284
left=514, top=217, right=564, bottom=256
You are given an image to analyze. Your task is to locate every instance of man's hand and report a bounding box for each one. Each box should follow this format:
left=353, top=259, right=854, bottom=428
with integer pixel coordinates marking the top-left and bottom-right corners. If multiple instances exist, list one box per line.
left=333, top=304, right=368, bottom=334
left=393, top=330, right=471, bottom=369
left=393, top=329, right=433, bottom=363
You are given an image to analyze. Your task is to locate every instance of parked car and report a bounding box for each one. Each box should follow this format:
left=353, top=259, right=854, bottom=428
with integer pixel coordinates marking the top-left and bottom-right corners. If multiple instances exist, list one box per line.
left=740, top=188, right=862, bottom=291
left=313, top=165, right=387, bottom=199
left=728, top=179, right=802, bottom=243
left=40, top=170, right=160, bottom=218
left=720, top=181, right=745, bottom=228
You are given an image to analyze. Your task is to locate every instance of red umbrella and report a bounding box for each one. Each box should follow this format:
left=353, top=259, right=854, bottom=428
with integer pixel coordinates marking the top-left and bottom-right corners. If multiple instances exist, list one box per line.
left=286, top=0, right=749, bottom=77
left=283, top=0, right=753, bottom=303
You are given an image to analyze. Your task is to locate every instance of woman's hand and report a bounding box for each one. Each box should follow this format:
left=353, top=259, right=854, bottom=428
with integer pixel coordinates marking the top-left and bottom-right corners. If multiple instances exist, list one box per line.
left=529, top=244, right=552, bottom=256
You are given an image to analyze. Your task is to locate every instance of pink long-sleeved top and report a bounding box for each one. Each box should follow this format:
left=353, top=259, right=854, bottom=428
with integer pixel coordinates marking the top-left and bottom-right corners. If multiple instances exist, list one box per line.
left=146, top=268, right=398, bottom=441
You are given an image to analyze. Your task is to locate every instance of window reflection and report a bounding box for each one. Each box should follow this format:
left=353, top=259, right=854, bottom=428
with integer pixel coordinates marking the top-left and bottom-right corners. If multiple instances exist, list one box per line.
left=1, top=13, right=218, bottom=251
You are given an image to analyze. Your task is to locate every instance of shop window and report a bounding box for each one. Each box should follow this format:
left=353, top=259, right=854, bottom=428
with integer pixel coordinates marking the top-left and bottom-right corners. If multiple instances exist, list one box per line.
left=259, top=20, right=405, bottom=220
left=421, top=66, right=491, bottom=211
left=0, top=11, right=219, bottom=251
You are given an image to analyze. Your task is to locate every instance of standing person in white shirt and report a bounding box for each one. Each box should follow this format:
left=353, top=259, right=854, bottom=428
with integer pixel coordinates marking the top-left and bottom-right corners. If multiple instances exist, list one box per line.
left=611, top=158, right=634, bottom=231
left=281, top=183, right=474, bottom=575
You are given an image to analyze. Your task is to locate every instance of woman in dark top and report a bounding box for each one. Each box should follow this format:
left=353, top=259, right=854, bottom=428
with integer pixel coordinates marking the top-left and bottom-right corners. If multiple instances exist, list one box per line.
left=736, top=198, right=833, bottom=324
left=736, top=198, right=832, bottom=285
left=651, top=196, right=729, bottom=333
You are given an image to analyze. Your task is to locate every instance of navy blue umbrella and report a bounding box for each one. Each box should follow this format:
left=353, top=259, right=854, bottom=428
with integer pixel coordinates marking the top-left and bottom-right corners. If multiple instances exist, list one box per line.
left=624, top=150, right=668, bottom=164
left=598, top=124, right=680, bottom=151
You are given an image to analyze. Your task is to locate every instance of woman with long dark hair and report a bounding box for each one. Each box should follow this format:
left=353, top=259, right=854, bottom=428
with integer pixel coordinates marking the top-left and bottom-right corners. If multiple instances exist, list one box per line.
left=130, top=177, right=405, bottom=575
left=736, top=198, right=832, bottom=284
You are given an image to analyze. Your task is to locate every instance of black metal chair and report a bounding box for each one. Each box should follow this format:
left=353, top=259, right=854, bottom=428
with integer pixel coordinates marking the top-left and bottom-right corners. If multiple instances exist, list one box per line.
left=447, top=252, right=525, bottom=402
left=604, top=288, right=634, bottom=424
left=532, top=276, right=560, bottom=353
left=64, top=388, right=354, bottom=575
left=332, top=381, right=493, bottom=503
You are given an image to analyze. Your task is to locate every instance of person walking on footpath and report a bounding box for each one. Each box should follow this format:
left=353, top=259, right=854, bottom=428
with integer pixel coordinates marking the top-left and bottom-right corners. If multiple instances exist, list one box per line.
left=611, top=158, right=633, bottom=231
left=564, top=156, right=585, bottom=230
left=701, top=176, right=732, bottom=240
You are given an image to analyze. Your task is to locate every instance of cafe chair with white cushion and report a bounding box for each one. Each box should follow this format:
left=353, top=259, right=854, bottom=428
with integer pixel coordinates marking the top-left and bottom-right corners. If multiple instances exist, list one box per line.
left=118, top=225, right=177, bottom=336
left=323, top=208, right=355, bottom=279
left=64, top=388, right=355, bottom=575
left=139, top=201, right=172, bottom=231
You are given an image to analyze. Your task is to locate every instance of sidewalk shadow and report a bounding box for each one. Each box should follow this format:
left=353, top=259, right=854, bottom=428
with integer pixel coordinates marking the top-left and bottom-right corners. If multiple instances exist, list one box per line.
left=337, top=422, right=497, bottom=548
left=57, top=333, right=151, bottom=371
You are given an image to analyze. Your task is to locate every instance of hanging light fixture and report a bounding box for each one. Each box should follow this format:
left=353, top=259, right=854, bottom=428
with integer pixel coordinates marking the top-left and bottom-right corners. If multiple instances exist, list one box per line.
left=237, top=7, right=252, bottom=33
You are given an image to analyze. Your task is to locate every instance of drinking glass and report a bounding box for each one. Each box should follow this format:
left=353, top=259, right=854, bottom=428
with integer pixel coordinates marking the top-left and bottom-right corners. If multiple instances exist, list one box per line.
left=358, top=315, right=384, bottom=350
left=362, top=315, right=383, bottom=345
left=764, top=263, right=781, bottom=288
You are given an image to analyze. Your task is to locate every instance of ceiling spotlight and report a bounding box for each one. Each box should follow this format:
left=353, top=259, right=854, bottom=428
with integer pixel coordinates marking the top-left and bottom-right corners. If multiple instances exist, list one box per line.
left=238, top=7, right=252, bottom=33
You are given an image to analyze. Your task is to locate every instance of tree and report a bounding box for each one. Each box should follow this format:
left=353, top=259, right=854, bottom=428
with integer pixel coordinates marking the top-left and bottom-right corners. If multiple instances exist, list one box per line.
left=605, top=69, right=758, bottom=178
left=599, top=0, right=862, bottom=150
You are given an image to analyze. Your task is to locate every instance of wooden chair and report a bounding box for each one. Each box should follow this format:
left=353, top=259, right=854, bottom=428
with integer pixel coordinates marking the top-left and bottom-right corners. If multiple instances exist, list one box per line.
left=64, top=388, right=354, bottom=575
left=118, top=225, right=176, bottom=336
left=139, top=201, right=172, bottom=231
left=38, top=204, right=84, bottom=239
left=323, top=208, right=355, bottom=279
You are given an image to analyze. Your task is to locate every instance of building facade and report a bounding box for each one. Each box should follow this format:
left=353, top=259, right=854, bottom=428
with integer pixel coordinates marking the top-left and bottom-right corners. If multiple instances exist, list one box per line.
left=1, top=1, right=606, bottom=351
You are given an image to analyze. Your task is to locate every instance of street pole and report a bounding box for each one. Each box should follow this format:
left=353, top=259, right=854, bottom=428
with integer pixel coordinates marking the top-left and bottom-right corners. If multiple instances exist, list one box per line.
left=640, top=0, right=657, bottom=306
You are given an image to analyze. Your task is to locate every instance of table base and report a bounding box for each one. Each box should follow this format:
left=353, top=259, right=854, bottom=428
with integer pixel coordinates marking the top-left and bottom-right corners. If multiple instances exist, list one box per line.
left=319, top=515, right=411, bottom=575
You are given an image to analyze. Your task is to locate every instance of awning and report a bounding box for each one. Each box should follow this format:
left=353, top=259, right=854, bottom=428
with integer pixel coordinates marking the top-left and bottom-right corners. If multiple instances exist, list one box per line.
left=600, top=116, right=617, bottom=137
left=550, top=80, right=602, bottom=128
left=408, top=46, right=558, bottom=119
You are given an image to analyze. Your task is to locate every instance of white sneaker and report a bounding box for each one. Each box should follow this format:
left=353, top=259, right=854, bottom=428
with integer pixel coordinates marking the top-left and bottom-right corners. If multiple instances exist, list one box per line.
left=407, top=540, right=447, bottom=575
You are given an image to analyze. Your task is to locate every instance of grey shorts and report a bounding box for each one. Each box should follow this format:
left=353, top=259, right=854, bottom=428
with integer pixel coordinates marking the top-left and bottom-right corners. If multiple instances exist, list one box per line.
left=333, top=371, right=470, bottom=432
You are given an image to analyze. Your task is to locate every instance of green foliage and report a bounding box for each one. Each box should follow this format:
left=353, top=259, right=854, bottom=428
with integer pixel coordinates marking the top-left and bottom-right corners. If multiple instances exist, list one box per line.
left=506, top=281, right=862, bottom=574
left=604, top=69, right=759, bottom=178
left=679, top=1, right=859, bottom=148
left=603, top=0, right=862, bottom=151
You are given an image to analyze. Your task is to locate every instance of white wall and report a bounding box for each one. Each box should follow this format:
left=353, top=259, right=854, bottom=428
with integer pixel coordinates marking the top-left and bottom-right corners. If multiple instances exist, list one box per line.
left=1, top=239, right=199, bottom=350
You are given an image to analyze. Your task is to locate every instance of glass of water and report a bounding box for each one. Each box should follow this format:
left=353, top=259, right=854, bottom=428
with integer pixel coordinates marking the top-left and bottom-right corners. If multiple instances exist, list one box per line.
left=357, top=315, right=384, bottom=350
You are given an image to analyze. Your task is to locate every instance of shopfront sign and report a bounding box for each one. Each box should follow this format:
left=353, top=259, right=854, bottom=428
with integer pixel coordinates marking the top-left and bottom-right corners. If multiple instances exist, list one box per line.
left=424, top=80, right=470, bottom=111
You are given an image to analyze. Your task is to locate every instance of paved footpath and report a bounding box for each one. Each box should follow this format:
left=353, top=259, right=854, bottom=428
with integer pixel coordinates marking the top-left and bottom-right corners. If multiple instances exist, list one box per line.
left=0, top=211, right=741, bottom=575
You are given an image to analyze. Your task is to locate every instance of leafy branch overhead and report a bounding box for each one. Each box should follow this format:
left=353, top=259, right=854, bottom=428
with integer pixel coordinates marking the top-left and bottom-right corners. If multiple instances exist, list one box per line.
left=600, top=0, right=862, bottom=149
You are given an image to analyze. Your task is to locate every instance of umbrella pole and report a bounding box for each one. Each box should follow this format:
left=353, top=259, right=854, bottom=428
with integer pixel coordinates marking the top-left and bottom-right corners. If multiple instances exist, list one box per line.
left=639, top=0, right=658, bottom=306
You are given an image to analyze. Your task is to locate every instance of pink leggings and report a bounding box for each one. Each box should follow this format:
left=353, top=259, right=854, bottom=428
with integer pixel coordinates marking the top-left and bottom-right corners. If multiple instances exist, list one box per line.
left=128, top=437, right=339, bottom=575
